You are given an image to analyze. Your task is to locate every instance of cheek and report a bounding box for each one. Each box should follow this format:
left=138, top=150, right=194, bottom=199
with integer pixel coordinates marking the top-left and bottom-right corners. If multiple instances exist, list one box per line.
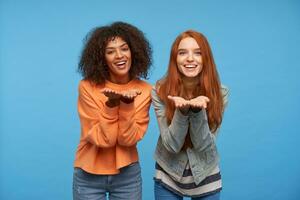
left=177, top=65, right=185, bottom=74
left=176, top=57, right=183, bottom=66
left=105, top=55, right=113, bottom=66
left=128, top=51, right=132, bottom=58
left=125, top=50, right=132, bottom=60
left=127, top=53, right=132, bottom=62
left=195, top=56, right=202, bottom=64
left=198, top=66, right=203, bottom=74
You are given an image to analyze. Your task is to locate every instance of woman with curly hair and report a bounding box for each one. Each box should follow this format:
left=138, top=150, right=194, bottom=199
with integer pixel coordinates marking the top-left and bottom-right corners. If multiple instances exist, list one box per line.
left=152, top=30, right=229, bottom=200
left=73, top=21, right=152, bottom=200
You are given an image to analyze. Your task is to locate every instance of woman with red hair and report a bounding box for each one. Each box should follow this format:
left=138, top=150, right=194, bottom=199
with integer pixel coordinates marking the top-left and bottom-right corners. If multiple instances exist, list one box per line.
left=152, top=30, right=229, bottom=200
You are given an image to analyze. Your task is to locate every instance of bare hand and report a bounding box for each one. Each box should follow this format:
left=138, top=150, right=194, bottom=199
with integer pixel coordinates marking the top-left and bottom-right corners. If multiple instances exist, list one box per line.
left=189, top=96, right=210, bottom=109
left=120, top=89, right=142, bottom=100
left=101, top=88, right=122, bottom=100
left=102, top=88, right=141, bottom=104
left=167, top=96, right=190, bottom=109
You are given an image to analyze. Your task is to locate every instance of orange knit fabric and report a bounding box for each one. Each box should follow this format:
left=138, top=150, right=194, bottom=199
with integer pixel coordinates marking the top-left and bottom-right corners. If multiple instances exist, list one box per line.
left=74, top=79, right=152, bottom=174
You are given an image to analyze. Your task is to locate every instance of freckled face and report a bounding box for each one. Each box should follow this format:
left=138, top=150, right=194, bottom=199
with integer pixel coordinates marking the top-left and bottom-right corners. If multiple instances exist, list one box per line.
left=176, top=37, right=203, bottom=78
left=105, top=37, right=132, bottom=84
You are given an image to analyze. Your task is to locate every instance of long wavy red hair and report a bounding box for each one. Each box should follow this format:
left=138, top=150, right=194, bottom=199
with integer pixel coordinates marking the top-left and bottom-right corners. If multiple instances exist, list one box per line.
left=157, top=30, right=224, bottom=133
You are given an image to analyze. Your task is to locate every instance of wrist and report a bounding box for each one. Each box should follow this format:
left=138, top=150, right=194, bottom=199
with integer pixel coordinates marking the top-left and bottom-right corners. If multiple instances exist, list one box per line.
left=120, top=96, right=134, bottom=104
left=190, top=106, right=202, bottom=113
left=106, top=99, right=120, bottom=108
left=179, top=106, right=190, bottom=115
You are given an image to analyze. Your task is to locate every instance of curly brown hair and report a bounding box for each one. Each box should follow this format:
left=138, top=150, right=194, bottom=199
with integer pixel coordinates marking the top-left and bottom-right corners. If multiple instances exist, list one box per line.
left=78, top=21, right=152, bottom=85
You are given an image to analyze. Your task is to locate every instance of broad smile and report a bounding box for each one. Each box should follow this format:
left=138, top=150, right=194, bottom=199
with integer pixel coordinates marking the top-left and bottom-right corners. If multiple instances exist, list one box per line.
left=114, top=60, right=127, bottom=69
left=183, top=64, right=198, bottom=69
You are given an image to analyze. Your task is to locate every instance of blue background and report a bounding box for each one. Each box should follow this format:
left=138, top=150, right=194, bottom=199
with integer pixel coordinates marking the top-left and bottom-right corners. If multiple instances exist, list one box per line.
left=1, top=0, right=300, bottom=199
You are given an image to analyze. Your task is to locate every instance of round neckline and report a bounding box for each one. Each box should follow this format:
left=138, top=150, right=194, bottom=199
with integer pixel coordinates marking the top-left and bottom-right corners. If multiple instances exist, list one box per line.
left=104, top=79, right=138, bottom=90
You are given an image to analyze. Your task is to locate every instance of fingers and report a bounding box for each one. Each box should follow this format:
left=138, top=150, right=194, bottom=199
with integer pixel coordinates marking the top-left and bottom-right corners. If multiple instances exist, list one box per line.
left=202, top=96, right=210, bottom=103
left=100, top=88, right=109, bottom=94
left=121, top=89, right=142, bottom=99
left=101, top=88, right=118, bottom=94
left=189, top=96, right=209, bottom=109
left=168, top=96, right=190, bottom=108
left=175, top=102, right=190, bottom=108
left=135, top=90, right=142, bottom=95
left=122, top=93, right=135, bottom=99
left=167, top=95, right=174, bottom=101
left=200, top=96, right=209, bottom=109
left=101, top=88, right=122, bottom=100
left=190, top=101, right=207, bottom=109
left=168, top=95, right=211, bottom=109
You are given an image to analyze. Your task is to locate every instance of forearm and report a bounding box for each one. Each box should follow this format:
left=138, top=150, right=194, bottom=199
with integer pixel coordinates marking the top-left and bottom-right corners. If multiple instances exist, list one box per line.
left=159, top=109, right=189, bottom=153
left=118, top=99, right=150, bottom=146
left=188, top=109, right=214, bottom=151
left=80, top=104, right=119, bottom=148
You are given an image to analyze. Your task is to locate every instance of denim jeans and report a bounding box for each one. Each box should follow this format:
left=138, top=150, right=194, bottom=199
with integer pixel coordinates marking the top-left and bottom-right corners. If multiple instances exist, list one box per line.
left=154, top=181, right=220, bottom=200
left=73, top=162, right=142, bottom=200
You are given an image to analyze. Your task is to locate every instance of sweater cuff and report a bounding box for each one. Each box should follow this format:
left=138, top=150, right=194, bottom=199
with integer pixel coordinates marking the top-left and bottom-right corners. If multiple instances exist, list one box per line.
left=189, top=108, right=206, bottom=120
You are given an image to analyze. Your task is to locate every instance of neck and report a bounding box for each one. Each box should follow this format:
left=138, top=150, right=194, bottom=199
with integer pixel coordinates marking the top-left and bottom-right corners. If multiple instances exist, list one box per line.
left=181, top=76, right=198, bottom=98
left=109, top=74, right=130, bottom=84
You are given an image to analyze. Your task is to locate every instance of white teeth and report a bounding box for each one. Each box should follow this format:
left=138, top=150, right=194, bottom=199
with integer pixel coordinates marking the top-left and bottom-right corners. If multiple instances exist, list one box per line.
left=184, top=64, right=196, bottom=68
left=115, top=61, right=126, bottom=65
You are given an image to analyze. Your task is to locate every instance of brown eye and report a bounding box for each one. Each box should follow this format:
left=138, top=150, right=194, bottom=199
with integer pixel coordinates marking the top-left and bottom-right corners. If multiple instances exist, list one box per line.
left=194, top=51, right=202, bottom=55
left=178, top=51, right=186, bottom=55
left=106, top=50, right=114, bottom=55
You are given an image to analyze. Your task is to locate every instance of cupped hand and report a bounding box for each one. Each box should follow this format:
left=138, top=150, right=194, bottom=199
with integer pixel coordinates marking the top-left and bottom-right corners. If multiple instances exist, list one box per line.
left=189, top=96, right=210, bottom=109
left=167, top=96, right=190, bottom=109
left=121, top=89, right=142, bottom=100
left=101, top=88, right=122, bottom=100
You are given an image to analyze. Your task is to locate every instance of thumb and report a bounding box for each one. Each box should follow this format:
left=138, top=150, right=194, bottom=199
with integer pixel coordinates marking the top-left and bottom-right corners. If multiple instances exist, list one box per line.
left=167, top=95, right=174, bottom=100
left=100, top=88, right=109, bottom=93
left=136, top=90, right=142, bottom=95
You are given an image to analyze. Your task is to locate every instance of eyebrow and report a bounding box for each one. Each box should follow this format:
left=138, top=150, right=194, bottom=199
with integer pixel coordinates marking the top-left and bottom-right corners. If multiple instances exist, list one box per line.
left=178, top=48, right=201, bottom=51
left=105, top=43, right=128, bottom=50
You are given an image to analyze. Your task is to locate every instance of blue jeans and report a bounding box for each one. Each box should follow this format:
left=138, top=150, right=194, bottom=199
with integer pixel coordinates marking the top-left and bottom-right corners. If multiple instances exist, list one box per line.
left=154, top=181, right=220, bottom=200
left=73, top=162, right=142, bottom=200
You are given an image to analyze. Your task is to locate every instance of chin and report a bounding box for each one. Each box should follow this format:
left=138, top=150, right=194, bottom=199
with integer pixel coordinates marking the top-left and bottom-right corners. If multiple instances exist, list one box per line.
left=183, top=73, right=199, bottom=78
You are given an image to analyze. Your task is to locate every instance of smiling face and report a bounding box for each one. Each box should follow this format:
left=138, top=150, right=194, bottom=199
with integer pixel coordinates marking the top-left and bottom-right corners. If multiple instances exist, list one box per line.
left=176, top=37, right=203, bottom=78
left=105, top=37, right=132, bottom=84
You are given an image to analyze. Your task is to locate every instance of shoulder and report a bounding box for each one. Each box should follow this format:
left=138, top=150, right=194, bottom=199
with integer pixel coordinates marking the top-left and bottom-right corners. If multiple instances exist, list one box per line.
left=221, top=84, right=229, bottom=97
left=151, top=79, right=164, bottom=97
left=220, top=84, right=229, bottom=105
left=130, top=79, right=153, bottom=104
left=151, top=83, right=159, bottom=97
left=134, top=79, right=152, bottom=90
left=151, top=85, right=165, bottom=107
left=78, top=79, right=103, bottom=96
left=133, top=79, right=153, bottom=98
left=78, top=79, right=90, bottom=93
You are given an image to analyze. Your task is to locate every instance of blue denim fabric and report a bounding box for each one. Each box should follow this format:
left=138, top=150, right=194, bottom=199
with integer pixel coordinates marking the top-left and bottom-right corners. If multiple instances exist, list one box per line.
left=151, top=87, right=226, bottom=185
left=73, top=162, right=142, bottom=200
left=154, top=181, right=220, bottom=200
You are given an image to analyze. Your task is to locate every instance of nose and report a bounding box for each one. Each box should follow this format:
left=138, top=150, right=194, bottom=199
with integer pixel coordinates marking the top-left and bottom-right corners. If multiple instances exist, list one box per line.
left=115, top=49, right=123, bottom=58
left=187, top=52, right=194, bottom=62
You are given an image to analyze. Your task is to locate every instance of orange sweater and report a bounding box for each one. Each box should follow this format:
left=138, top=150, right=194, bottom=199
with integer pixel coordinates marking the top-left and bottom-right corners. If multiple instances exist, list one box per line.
left=74, top=79, right=152, bottom=174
